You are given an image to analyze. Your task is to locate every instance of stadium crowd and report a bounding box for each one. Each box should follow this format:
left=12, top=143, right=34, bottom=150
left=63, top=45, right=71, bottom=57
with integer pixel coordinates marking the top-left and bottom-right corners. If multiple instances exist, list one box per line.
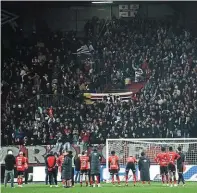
left=1, top=17, right=197, bottom=149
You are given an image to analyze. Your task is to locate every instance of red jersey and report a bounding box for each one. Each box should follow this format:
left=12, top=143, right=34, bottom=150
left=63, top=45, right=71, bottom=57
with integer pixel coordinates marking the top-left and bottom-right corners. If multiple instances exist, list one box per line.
left=80, top=155, right=89, bottom=170
left=57, top=155, right=64, bottom=172
left=167, top=151, right=180, bottom=165
left=127, top=156, right=137, bottom=163
left=24, top=157, right=28, bottom=169
left=108, top=155, right=119, bottom=170
left=46, top=155, right=56, bottom=171
left=16, top=156, right=26, bottom=171
left=155, top=152, right=169, bottom=166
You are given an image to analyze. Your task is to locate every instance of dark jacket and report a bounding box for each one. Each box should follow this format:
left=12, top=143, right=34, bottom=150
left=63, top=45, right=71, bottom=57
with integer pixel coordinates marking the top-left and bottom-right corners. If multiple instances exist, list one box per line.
left=68, top=154, right=75, bottom=168
left=74, top=157, right=80, bottom=171
left=62, top=155, right=72, bottom=179
left=138, top=155, right=150, bottom=181
left=4, top=154, right=16, bottom=170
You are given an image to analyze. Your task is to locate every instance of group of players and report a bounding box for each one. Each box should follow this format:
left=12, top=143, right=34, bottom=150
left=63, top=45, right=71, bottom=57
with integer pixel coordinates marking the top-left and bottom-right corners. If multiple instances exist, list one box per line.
left=45, top=147, right=102, bottom=188
left=155, top=146, right=185, bottom=187
left=12, top=146, right=185, bottom=188
left=107, top=146, right=185, bottom=187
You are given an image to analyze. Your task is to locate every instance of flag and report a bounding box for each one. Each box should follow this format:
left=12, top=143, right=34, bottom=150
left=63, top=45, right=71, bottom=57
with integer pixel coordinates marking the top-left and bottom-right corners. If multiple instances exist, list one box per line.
left=83, top=92, right=133, bottom=104
left=73, top=44, right=94, bottom=56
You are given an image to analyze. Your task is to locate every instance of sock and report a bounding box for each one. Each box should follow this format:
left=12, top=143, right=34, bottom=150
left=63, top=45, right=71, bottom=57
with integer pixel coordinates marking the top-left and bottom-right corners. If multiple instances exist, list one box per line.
left=89, top=175, right=91, bottom=184
left=90, top=176, right=93, bottom=185
left=174, top=175, right=177, bottom=184
left=62, top=179, right=65, bottom=185
left=181, top=174, right=185, bottom=184
left=142, top=181, right=145, bottom=184
left=116, top=175, right=120, bottom=184
left=97, top=175, right=100, bottom=184
left=17, top=177, right=20, bottom=185
left=125, top=175, right=128, bottom=183
left=80, top=175, right=83, bottom=185
left=96, top=175, right=100, bottom=184
left=178, top=173, right=181, bottom=184
left=20, top=178, right=23, bottom=185
left=85, top=175, right=88, bottom=185
left=161, top=175, right=165, bottom=184
left=19, top=178, right=22, bottom=185
left=166, top=174, right=169, bottom=184
left=170, top=176, right=172, bottom=184
left=133, top=174, right=136, bottom=184
left=112, top=175, right=114, bottom=184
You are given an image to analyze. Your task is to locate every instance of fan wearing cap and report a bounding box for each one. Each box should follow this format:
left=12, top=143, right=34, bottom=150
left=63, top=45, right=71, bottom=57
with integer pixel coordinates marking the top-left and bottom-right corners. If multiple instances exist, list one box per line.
left=4, top=149, right=16, bottom=188
left=16, top=151, right=26, bottom=187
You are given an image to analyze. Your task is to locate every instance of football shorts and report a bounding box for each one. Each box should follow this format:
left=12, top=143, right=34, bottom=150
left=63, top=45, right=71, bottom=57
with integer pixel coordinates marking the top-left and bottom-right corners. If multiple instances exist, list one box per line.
left=160, top=166, right=168, bottom=175
left=110, top=169, right=119, bottom=175
left=126, top=163, right=136, bottom=173
left=168, top=163, right=176, bottom=173
left=80, top=169, right=88, bottom=175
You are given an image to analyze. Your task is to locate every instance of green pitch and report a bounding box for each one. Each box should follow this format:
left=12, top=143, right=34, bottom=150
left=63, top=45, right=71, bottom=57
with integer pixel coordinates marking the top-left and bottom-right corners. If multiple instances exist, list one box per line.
left=1, top=182, right=197, bottom=193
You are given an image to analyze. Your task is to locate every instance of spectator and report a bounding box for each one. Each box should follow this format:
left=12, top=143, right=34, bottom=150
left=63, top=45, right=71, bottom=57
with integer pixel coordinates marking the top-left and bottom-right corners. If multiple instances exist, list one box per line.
left=4, top=150, right=16, bottom=188
left=80, top=129, right=90, bottom=151
left=74, top=154, right=81, bottom=183
left=1, top=17, right=197, bottom=146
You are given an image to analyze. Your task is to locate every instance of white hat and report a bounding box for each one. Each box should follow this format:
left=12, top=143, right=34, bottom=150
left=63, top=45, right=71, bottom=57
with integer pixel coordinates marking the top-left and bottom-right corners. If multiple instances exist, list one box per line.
left=8, top=150, right=13, bottom=155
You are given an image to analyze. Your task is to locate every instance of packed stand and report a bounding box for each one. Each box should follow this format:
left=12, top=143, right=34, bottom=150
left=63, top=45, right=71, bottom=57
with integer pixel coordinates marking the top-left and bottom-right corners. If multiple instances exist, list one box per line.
left=1, top=18, right=197, bottom=148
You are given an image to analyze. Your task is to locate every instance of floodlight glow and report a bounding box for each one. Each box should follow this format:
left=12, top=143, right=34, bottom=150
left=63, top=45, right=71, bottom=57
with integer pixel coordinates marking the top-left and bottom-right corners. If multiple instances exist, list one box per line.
left=92, top=1, right=113, bottom=4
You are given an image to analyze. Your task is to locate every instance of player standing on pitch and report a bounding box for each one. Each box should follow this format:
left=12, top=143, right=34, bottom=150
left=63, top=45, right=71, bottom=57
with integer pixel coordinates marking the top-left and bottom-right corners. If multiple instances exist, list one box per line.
left=62, top=151, right=72, bottom=188
left=57, top=150, right=65, bottom=186
left=23, top=153, right=29, bottom=184
left=16, top=151, right=26, bottom=187
left=125, top=155, right=137, bottom=186
left=85, top=150, right=91, bottom=186
left=45, top=151, right=58, bottom=187
left=155, top=147, right=169, bottom=186
left=138, top=152, right=151, bottom=185
left=167, top=147, right=180, bottom=187
left=79, top=151, right=89, bottom=187
left=89, top=147, right=102, bottom=187
left=108, top=151, right=120, bottom=186
left=177, top=147, right=186, bottom=186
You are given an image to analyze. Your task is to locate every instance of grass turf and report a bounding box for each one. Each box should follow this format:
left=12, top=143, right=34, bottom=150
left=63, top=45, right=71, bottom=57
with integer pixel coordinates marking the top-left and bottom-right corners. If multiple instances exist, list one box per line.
left=1, top=182, right=197, bottom=193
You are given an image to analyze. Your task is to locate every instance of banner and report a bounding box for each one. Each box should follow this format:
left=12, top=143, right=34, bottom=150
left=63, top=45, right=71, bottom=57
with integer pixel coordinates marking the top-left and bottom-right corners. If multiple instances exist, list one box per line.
left=0, top=145, right=105, bottom=165
left=0, top=143, right=195, bottom=166
left=119, top=4, right=139, bottom=18
left=84, top=92, right=133, bottom=104
left=101, top=165, right=197, bottom=182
